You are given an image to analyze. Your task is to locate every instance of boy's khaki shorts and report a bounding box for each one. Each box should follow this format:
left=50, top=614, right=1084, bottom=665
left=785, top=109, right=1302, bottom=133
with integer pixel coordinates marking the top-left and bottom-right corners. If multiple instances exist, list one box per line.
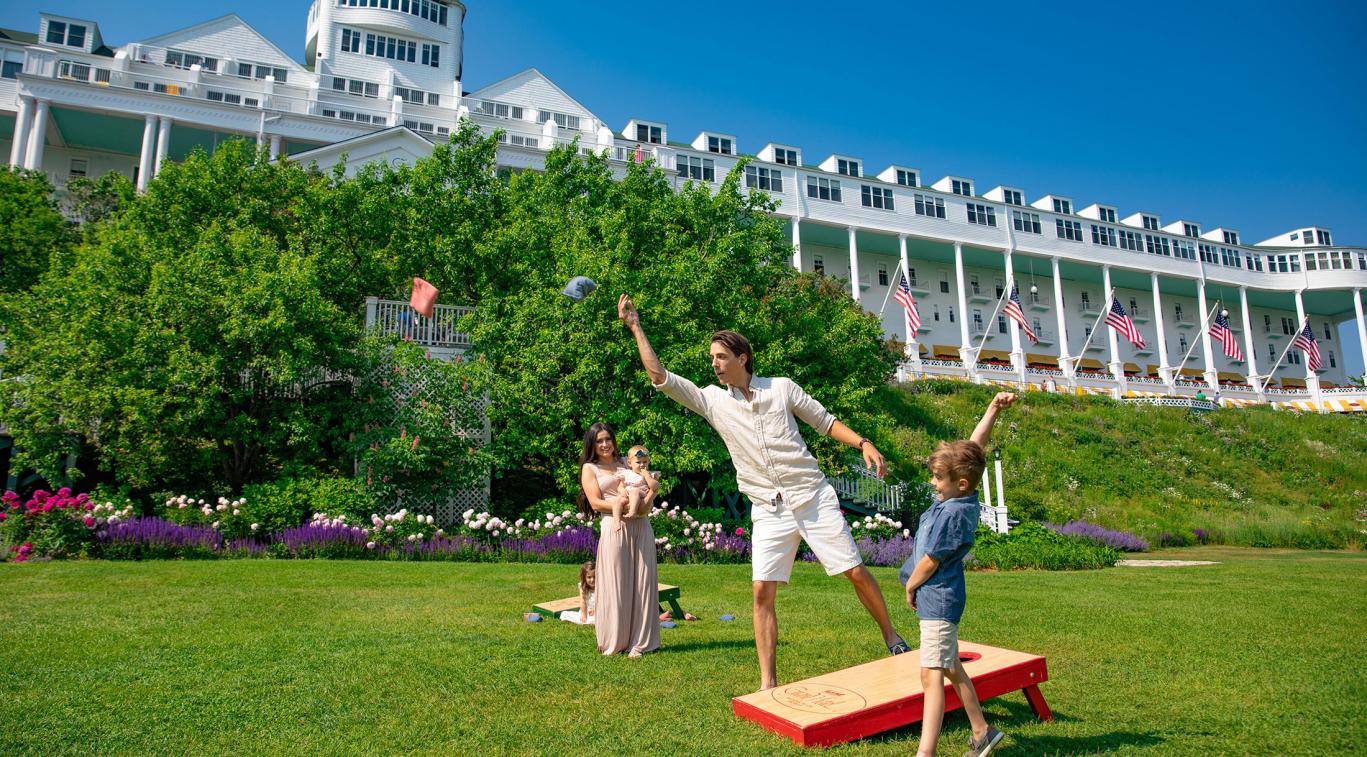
left=919, top=619, right=960, bottom=669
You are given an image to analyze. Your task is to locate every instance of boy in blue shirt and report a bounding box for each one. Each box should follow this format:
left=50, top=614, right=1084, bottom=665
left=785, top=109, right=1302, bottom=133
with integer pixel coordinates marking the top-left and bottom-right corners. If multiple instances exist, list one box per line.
left=902, top=391, right=1016, bottom=757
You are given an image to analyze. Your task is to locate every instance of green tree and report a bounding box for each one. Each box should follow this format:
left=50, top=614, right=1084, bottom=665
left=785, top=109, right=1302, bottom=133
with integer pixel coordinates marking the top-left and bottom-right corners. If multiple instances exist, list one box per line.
left=0, top=167, right=68, bottom=294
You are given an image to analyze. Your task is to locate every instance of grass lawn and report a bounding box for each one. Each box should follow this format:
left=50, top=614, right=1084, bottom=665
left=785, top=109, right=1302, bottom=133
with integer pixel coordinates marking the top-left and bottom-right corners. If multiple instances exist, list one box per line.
left=3, top=548, right=1364, bottom=755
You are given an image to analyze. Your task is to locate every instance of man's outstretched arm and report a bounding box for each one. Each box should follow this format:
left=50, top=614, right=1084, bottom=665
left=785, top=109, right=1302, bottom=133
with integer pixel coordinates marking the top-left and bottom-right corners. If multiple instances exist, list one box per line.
left=618, top=294, right=667, bottom=385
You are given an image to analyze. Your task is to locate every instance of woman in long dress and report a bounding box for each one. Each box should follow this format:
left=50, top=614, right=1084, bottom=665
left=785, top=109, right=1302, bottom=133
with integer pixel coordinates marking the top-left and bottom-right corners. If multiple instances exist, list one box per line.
left=577, top=422, right=660, bottom=657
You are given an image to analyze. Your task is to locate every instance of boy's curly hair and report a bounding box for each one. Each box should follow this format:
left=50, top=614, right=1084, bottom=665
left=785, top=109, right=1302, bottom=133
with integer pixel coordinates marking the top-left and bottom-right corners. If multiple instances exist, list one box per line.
left=928, top=440, right=986, bottom=491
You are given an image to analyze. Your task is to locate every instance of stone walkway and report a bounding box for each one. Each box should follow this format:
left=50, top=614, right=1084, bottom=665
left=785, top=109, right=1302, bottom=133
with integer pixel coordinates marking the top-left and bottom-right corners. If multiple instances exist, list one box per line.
left=1115, top=559, right=1220, bottom=567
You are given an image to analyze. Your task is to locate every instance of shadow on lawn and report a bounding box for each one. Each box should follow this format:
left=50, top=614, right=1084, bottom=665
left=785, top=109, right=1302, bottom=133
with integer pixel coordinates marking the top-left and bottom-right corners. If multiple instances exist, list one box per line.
left=859, top=698, right=1162, bottom=752
left=661, top=638, right=756, bottom=654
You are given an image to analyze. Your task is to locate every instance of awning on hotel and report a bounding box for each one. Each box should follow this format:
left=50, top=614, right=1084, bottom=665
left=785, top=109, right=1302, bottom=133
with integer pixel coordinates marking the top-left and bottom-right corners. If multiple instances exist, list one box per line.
left=977, top=349, right=1012, bottom=363
left=1146, top=364, right=1162, bottom=376
left=1217, top=371, right=1247, bottom=384
left=1123, top=362, right=1141, bottom=375
left=1281, top=377, right=1307, bottom=388
left=932, top=344, right=961, bottom=359
left=1026, top=353, right=1058, bottom=367
left=918, top=343, right=929, bottom=354
left=1078, top=357, right=1105, bottom=370
left=1179, top=367, right=1204, bottom=378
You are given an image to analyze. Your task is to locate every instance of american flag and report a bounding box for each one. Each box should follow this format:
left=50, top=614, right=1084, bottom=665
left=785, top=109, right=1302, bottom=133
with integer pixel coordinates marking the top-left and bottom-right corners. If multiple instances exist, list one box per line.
left=1209, top=311, right=1243, bottom=361
left=1290, top=322, right=1322, bottom=371
left=894, top=264, right=921, bottom=340
left=1003, top=284, right=1039, bottom=344
left=1105, top=297, right=1146, bottom=348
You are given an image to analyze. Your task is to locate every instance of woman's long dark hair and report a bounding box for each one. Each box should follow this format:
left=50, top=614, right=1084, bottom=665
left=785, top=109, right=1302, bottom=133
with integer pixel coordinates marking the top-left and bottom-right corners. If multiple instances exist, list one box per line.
left=576, top=422, right=619, bottom=518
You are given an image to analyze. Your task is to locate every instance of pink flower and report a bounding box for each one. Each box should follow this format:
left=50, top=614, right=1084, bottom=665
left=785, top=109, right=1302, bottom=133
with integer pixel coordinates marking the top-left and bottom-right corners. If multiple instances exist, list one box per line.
left=83, top=516, right=96, bottom=527
left=735, top=527, right=745, bottom=536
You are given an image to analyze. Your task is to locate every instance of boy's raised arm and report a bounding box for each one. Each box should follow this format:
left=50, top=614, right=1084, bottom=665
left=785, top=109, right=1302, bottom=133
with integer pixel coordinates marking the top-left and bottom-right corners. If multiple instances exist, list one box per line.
left=969, top=392, right=1017, bottom=449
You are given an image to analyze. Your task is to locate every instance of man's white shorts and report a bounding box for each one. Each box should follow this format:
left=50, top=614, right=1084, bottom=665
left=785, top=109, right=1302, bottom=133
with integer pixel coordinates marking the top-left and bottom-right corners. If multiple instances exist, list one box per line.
left=750, top=484, right=863, bottom=583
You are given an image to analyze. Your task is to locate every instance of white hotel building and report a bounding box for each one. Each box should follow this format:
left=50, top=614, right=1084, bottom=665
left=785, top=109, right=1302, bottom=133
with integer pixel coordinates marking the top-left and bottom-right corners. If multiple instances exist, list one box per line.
left=3, top=4, right=1366, bottom=411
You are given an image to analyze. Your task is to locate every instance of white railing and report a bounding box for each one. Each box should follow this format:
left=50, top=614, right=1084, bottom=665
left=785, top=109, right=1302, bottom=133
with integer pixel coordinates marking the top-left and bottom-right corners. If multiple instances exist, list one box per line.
left=828, top=462, right=906, bottom=514
left=1124, top=397, right=1216, bottom=411
left=364, top=297, right=473, bottom=349
left=1322, top=387, right=1366, bottom=395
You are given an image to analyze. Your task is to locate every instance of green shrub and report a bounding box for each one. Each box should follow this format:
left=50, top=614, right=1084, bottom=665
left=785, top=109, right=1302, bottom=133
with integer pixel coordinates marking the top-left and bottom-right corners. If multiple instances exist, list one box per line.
left=968, top=522, right=1119, bottom=571
left=240, top=476, right=374, bottom=534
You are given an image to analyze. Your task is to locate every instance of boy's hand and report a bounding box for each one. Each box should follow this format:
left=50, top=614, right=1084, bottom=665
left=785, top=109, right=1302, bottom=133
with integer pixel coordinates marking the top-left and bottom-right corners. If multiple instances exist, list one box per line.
left=905, top=582, right=918, bottom=611
left=991, top=392, right=1017, bottom=410
left=617, top=294, right=640, bottom=330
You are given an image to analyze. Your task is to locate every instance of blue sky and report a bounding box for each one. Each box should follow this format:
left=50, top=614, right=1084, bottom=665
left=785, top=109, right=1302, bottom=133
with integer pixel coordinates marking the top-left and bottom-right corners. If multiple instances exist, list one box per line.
left=5, top=1, right=1365, bottom=373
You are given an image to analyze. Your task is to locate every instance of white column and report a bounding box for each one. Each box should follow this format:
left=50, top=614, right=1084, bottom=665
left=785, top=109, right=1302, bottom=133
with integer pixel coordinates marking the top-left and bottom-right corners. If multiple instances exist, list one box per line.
left=1294, top=289, right=1324, bottom=409
left=1355, top=288, right=1367, bottom=383
left=269, top=134, right=282, bottom=160
left=847, top=226, right=860, bottom=304
left=1102, top=265, right=1121, bottom=384
left=898, top=234, right=917, bottom=360
left=137, top=115, right=157, bottom=193
left=24, top=99, right=49, bottom=170
left=9, top=96, right=33, bottom=168
left=1052, top=257, right=1070, bottom=375
left=155, top=116, right=172, bottom=177
left=955, top=242, right=972, bottom=365
left=1196, top=279, right=1218, bottom=391
left=1151, top=272, right=1171, bottom=385
left=1004, top=250, right=1023, bottom=381
left=1294, top=289, right=1313, bottom=381
left=790, top=216, right=801, bottom=270
left=1239, top=286, right=1260, bottom=388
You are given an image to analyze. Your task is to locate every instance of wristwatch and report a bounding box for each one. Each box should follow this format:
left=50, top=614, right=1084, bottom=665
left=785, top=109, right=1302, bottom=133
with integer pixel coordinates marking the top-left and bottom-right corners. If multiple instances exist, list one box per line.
left=858, top=437, right=874, bottom=450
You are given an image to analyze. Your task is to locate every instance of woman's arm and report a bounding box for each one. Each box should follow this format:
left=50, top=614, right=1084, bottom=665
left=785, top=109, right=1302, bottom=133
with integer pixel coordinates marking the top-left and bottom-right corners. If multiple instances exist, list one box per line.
left=640, top=472, right=661, bottom=511
left=581, top=464, right=625, bottom=514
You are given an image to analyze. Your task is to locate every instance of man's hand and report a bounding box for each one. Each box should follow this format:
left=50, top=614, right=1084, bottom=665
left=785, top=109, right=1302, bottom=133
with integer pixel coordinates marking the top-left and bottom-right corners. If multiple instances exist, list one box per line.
left=862, top=441, right=886, bottom=479
left=991, top=392, right=1018, bottom=410
left=618, top=294, right=639, bottom=330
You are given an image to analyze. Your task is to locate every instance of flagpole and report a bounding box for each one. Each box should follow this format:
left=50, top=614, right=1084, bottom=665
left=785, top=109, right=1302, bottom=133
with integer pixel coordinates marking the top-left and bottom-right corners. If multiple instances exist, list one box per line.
left=1170, top=301, right=1221, bottom=388
left=876, top=262, right=903, bottom=320
left=972, top=282, right=1013, bottom=355
left=1071, top=287, right=1117, bottom=361
left=1258, top=315, right=1308, bottom=393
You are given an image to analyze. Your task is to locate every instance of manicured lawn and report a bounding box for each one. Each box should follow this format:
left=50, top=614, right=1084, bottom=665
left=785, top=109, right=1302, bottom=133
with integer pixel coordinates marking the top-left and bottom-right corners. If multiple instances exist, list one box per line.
left=3, top=548, right=1364, bottom=755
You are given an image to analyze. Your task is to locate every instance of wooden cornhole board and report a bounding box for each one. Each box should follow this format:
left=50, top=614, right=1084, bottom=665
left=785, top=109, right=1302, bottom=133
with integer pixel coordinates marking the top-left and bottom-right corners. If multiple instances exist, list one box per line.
left=533, top=583, right=684, bottom=620
left=732, top=641, right=1051, bottom=747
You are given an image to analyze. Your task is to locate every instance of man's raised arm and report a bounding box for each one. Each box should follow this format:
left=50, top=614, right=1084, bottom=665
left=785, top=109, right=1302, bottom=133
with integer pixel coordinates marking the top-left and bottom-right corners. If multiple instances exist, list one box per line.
left=618, top=294, right=667, bottom=385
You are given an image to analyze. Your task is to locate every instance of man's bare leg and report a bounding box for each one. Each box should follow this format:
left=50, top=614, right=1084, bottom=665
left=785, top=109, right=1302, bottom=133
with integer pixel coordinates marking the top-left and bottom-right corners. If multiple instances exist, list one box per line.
left=753, top=580, right=779, bottom=690
left=842, top=564, right=905, bottom=648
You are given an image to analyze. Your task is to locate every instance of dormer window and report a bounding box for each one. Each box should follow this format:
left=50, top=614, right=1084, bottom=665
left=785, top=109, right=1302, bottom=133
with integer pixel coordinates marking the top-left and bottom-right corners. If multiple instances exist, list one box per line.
left=1099, top=207, right=1117, bottom=223
left=707, top=136, right=734, bottom=155
left=896, top=169, right=918, bottom=187
left=1223, top=230, right=1239, bottom=245
left=837, top=158, right=860, bottom=177
left=1002, top=189, right=1022, bottom=205
left=1052, top=198, right=1071, bottom=215
left=1183, top=223, right=1199, bottom=238
left=773, top=148, right=798, bottom=166
left=1303, top=229, right=1316, bottom=245
left=951, top=179, right=972, bottom=196
left=1142, top=215, right=1160, bottom=230
left=46, top=21, right=87, bottom=48
left=1316, top=230, right=1332, bottom=245
left=165, top=50, right=219, bottom=73
left=635, top=124, right=662, bottom=144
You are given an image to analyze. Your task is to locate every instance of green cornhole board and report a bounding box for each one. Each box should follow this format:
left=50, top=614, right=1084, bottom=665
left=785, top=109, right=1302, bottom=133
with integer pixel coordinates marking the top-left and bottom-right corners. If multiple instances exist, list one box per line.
left=534, top=583, right=684, bottom=620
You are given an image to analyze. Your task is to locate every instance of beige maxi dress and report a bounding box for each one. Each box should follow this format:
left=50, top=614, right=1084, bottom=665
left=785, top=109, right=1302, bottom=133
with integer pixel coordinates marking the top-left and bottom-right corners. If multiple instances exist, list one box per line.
left=591, top=463, right=660, bottom=656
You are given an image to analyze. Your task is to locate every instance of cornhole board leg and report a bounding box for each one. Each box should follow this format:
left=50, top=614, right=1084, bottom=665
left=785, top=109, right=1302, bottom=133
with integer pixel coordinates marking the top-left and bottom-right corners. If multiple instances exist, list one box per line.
left=732, top=641, right=1050, bottom=747
left=657, top=585, right=685, bottom=619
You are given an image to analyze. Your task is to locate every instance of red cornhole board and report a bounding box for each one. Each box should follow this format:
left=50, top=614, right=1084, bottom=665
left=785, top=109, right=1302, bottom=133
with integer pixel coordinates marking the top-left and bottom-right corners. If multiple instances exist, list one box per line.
left=732, top=641, right=1051, bottom=747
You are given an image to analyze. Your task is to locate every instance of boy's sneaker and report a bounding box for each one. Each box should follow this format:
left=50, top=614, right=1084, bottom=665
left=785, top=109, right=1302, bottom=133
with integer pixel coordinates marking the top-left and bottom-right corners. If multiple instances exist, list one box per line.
left=963, top=726, right=1003, bottom=757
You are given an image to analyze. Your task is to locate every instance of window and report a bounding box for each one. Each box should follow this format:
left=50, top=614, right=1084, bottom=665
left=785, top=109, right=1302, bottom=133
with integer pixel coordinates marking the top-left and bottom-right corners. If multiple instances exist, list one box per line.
left=1179, top=336, right=1188, bottom=353
left=970, top=275, right=981, bottom=295
left=1145, top=235, right=1171, bottom=256
left=1013, top=211, right=1041, bottom=234
left=1118, top=230, right=1142, bottom=251
left=1084, top=326, right=1093, bottom=340
left=995, top=280, right=1005, bottom=298
left=998, top=315, right=1008, bottom=334
left=335, top=77, right=380, bottom=98
left=1, top=50, right=22, bottom=79
left=636, top=124, right=662, bottom=144
left=1099, top=207, right=1117, bottom=223
left=1002, top=189, right=1023, bottom=206
left=813, top=255, right=824, bottom=275
left=1081, top=291, right=1091, bottom=307
left=321, top=108, right=381, bottom=124
left=914, top=194, right=945, bottom=219
left=966, top=203, right=996, bottom=226
left=773, top=147, right=798, bottom=166
left=877, top=263, right=889, bottom=286
left=1329, top=351, right=1336, bottom=368
left=499, top=133, right=537, bottom=148
left=744, top=166, right=783, bottom=192
left=338, top=0, right=450, bottom=26
left=1091, top=225, right=1116, bottom=247
left=861, top=185, right=894, bottom=210
left=1220, top=248, right=1242, bottom=268
left=341, top=28, right=362, bottom=53
left=477, top=100, right=522, bottom=119
left=1129, top=298, right=1139, bottom=315
left=1056, top=219, right=1083, bottom=242
left=939, top=271, right=950, bottom=294
left=165, top=50, right=218, bottom=72
left=68, top=158, right=88, bottom=178
left=907, top=267, right=917, bottom=286
left=361, top=31, right=421, bottom=65
left=237, top=62, right=288, bottom=82
left=948, top=306, right=956, bottom=323
left=1289, top=350, right=1301, bottom=366
left=1142, top=215, right=1160, bottom=230
left=46, top=21, right=86, bottom=47
left=1223, top=230, right=1239, bottom=245
left=933, top=304, right=940, bottom=322
left=1317, top=230, right=1332, bottom=245
left=1281, top=317, right=1293, bottom=335
left=1324, top=322, right=1333, bottom=340
left=678, top=155, right=716, bottom=182
left=896, top=169, right=918, bottom=187
left=394, top=86, right=435, bottom=105
left=1246, top=253, right=1264, bottom=272
left=1268, top=343, right=1276, bottom=361
left=206, top=90, right=259, bottom=107
left=707, top=136, right=733, bottom=155
left=1052, top=198, right=1071, bottom=215
left=422, top=42, right=442, bottom=68
left=1183, top=222, right=1200, bottom=238
left=1200, top=244, right=1218, bottom=264
left=1290, top=232, right=1299, bottom=241
left=973, top=310, right=984, bottom=331
left=837, top=158, right=860, bottom=177
left=538, top=110, right=581, bottom=130
left=1264, top=314, right=1272, bottom=333
left=951, top=179, right=972, bottom=196
left=806, top=176, right=841, bottom=201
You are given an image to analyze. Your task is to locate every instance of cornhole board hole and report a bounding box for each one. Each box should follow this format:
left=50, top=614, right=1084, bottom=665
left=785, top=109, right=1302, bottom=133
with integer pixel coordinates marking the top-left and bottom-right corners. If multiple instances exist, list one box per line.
left=533, top=584, right=684, bottom=620
left=732, top=641, right=1051, bottom=747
